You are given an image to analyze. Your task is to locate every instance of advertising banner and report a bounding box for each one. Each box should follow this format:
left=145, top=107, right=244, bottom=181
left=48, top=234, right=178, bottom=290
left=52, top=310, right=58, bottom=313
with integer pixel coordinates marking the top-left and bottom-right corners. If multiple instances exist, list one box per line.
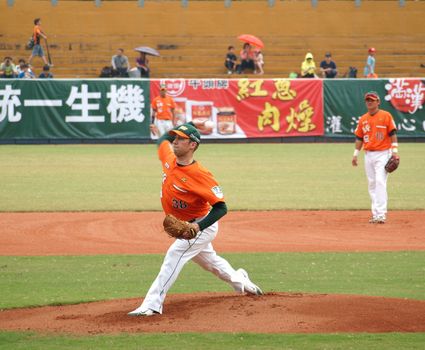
left=151, top=78, right=324, bottom=139
left=0, top=80, right=151, bottom=139
left=324, top=78, right=425, bottom=138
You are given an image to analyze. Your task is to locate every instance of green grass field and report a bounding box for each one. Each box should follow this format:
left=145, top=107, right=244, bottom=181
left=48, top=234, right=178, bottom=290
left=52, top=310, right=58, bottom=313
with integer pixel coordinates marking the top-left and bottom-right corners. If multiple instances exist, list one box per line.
left=1, top=143, right=424, bottom=349
left=1, top=143, right=424, bottom=211
left=1, top=252, right=424, bottom=309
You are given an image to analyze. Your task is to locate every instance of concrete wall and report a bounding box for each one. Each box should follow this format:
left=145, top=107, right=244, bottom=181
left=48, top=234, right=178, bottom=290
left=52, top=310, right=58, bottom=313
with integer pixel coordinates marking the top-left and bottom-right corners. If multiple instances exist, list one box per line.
left=1, top=1, right=424, bottom=38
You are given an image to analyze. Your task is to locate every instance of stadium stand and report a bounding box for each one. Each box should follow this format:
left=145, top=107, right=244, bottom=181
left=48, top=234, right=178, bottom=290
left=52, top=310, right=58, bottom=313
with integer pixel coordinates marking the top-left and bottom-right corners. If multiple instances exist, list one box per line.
left=0, top=1, right=424, bottom=78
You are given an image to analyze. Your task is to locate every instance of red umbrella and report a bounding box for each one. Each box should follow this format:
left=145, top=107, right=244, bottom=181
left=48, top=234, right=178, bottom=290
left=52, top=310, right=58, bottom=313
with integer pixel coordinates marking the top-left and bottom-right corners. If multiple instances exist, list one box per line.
left=237, top=34, right=264, bottom=49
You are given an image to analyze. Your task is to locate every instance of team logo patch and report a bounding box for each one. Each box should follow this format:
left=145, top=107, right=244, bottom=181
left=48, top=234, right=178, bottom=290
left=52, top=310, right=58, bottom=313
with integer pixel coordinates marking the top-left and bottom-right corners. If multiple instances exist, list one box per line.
left=211, top=186, right=224, bottom=199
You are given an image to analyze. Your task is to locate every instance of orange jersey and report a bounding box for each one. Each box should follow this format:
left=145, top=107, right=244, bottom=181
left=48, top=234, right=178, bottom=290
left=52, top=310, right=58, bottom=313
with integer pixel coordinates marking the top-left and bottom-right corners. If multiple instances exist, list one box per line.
left=158, top=141, right=225, bottom=221
left=33, top=25, right=42, bottom=44
left=151, top=95, right=176, bottom=120
left=354, top=109, right=397, bottom=151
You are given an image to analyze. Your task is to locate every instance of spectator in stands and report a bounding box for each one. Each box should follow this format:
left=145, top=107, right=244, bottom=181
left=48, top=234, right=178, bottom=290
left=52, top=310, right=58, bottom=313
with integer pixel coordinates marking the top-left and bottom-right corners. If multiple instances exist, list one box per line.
left=237, top=43, right=255, bottom=74
left=347, top=66, right=358, bottom=78
left=301, top=52, right=316, bottom=78
left=16, top=59, right=33, bottom=76
left=320, top=52, right=337, bottom=78
left=99, top=66, right=113, bottom=78
left=136, top=52, right=150, bottom=78
left=16, top=58, right=32, bottom=76
left=254, top=49, right=264, bottom=75
left=0, top=56, right=17, bottom=78
left=224, top=46, right=237, bottom=75
left=111, top=48, right=130, bottom=77
left=16, top=59, right=25, bottom=76
left=39, top=64, right=53, bottom=78
left=18, top=64, right=35, bottom=79
left=364, top=47, right=377, bottom=78
left=28, top=18, right=50, bottom=67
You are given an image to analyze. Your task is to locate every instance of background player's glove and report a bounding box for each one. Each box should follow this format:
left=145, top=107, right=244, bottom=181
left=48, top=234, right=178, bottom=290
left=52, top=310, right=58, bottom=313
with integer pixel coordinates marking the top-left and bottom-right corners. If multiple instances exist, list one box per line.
left=385, top=154, right=400, bottom=173
left=163, top=214, right=198, bottom=240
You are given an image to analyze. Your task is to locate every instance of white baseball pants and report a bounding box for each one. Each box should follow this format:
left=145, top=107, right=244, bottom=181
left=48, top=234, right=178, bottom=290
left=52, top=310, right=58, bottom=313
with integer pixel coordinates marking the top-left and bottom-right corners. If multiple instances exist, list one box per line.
left=155, top=119, right=174, bottom=137
left=138, top=221, right=245, bottom=314
left=364, top=149, right=392, bottom=218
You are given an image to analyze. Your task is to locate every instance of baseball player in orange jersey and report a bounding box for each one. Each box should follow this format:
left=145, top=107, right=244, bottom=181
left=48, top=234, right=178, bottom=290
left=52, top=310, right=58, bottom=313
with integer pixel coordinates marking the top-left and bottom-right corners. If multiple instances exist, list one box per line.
left=128, top=123, right=263, bottom=317
left=352, top=91, right=399, bottom=224
left=150, top=86, right=176, bottom=137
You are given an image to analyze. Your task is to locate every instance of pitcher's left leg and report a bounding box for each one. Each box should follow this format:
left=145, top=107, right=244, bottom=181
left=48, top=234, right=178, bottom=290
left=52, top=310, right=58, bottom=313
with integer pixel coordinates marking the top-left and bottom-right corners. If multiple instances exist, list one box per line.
left=129, top=224, right=217, bottom=315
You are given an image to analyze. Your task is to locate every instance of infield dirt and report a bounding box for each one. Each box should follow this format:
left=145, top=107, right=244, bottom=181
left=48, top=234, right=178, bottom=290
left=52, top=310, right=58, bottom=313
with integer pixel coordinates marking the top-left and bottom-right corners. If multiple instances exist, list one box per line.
left=1, top=210, right=424, bottom=334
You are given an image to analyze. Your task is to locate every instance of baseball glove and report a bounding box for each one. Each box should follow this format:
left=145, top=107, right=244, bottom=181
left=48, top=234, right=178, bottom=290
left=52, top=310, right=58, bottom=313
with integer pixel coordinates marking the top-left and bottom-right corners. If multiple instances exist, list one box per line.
left=163, top=214, right=198, bottom=240
left=385, top=154, right=400, bottom=173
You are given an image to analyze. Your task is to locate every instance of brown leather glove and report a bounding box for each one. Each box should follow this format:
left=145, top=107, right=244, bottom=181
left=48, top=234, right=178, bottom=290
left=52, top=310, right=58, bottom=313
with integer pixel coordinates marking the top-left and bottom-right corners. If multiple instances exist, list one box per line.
left=385, top=154, right=400, bottom=173
left=163, top=214, right=198, bottom=240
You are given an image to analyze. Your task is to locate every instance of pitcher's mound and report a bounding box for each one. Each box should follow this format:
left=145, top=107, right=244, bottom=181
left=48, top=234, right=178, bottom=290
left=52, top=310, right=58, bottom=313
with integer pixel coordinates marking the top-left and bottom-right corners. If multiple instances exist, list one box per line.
left=1, top=292, right=425, bottom=334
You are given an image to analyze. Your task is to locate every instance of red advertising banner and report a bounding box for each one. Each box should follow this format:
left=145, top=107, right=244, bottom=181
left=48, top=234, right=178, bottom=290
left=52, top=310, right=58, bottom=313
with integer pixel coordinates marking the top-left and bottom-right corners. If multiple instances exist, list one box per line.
left=150, top=79, right=323, bottom=139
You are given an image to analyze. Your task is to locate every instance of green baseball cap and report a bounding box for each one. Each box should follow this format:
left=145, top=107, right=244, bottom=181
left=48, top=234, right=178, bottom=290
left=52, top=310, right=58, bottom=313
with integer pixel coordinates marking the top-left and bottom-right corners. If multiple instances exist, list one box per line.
left=169, top=123, right=201, bottom=144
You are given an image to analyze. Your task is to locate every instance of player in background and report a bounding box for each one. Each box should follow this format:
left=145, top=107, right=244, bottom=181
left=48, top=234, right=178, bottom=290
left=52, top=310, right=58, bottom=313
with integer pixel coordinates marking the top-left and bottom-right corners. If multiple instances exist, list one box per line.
left=128, top=123, right=263, bottom=317
left=352, top=91, right=399, bottom=224
left=150, top=86, right=176, bottom=137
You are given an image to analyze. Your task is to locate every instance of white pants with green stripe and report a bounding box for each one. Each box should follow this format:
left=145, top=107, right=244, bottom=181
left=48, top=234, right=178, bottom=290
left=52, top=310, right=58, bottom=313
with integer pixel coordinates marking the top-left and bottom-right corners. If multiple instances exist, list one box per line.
left=364, top=149, right=392, bottom=218
left=137, top=221, right=244, bottom=314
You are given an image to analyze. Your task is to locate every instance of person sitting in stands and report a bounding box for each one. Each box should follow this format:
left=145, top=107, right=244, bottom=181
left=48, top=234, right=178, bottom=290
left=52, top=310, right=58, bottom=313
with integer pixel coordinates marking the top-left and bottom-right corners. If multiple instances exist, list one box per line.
left=111, top=48, right=130, bottom=77
left=39, top=64, right=53, bottom=78
left=0, top=56, right=17, bottom=78
left=320, top=52, right=337, bottom=78
left=18, top=64, right=35, bottom=79
left=254, top=49, right=264, bottom=75
left=136, top=52, right=150, bottom=78
left=16, top=59, right=34, bottom=77
left=301, top=52, right=316, bottom=78
left=224, top=46, right=237, bottom=75
left=237, top=43, right=255, bottom=74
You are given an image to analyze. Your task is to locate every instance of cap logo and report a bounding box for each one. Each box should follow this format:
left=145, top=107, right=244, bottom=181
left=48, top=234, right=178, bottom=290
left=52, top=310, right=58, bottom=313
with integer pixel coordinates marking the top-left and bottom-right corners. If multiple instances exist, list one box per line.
left=179, top=126, right=188, bottom=131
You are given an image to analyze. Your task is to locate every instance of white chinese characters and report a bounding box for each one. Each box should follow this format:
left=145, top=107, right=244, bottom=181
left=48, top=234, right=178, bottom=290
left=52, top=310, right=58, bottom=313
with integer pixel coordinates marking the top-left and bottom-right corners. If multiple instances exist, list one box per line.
left=0, top=83, right=146, bottom=124
left=0, top=85, right=21, bottom=122
left=107, top=84, right=145, bottom=123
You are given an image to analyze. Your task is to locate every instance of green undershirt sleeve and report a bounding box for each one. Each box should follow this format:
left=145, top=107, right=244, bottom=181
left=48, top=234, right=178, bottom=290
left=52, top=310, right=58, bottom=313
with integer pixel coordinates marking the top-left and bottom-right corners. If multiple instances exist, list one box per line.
left=157, top=132, right=175, bottom=146
left=198, top=201, right=227, bottom=231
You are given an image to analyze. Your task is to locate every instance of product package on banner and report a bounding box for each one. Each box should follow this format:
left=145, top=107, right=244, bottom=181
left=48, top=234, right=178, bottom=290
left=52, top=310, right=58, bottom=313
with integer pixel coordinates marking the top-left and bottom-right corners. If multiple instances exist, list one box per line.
left=150, top=79, right=324, bottom=140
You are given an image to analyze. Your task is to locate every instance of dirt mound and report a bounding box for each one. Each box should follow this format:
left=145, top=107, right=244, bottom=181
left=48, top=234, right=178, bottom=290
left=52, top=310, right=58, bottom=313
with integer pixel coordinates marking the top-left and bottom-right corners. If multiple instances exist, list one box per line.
left=1, top=292, right=425, bottom=335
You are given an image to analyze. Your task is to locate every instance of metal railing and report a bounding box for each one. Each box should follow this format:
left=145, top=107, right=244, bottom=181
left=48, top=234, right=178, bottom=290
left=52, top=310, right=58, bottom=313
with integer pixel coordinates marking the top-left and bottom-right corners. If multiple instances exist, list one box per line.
left=5, top=0, right=411, bottom=8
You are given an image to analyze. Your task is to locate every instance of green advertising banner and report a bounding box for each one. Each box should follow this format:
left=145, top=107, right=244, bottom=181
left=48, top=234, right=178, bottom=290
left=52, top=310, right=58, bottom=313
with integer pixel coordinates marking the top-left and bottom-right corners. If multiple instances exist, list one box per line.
left=324, top=78, right=425, bottom=138
left=0, top=80, right=150, bottom=139
left=2, top=78, right=424, bottom=141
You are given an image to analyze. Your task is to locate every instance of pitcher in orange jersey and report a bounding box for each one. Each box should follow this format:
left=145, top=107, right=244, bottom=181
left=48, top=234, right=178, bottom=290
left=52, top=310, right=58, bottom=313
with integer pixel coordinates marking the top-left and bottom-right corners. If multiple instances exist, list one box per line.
left=128, top=123, right=263, bottom=317
left=352, top=91, right=399, bottom=224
